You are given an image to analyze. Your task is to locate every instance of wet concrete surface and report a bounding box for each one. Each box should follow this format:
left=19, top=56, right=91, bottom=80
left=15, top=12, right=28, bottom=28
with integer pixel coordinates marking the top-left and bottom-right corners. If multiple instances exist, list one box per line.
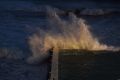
left=59, top=50, right=120, bottom=80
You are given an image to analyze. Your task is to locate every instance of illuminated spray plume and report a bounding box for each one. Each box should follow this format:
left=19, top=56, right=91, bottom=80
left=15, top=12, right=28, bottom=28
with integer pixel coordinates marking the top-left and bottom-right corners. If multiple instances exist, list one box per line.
left=27, top=7, right=120, bottom=64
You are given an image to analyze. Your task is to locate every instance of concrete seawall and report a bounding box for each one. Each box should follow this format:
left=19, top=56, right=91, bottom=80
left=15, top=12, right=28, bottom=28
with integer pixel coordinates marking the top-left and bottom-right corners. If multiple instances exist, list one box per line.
left=49, top=49, right=120, bottom=80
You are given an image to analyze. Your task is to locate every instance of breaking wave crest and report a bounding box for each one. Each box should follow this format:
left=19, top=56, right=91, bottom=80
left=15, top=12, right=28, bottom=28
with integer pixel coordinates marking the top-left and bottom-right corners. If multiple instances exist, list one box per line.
left=27, top=7, right=120, bottom=64
left=0, top=48, right=24, bottom=60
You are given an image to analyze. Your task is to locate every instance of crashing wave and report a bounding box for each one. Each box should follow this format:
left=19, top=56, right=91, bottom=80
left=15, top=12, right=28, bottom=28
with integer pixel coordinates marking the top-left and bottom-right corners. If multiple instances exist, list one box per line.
left=27, top=7, right=120, bottom=64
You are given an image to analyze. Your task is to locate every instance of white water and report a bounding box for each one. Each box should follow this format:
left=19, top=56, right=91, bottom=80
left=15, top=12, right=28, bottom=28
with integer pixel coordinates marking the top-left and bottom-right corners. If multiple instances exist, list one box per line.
left=27, top=7, right=120, bottom=64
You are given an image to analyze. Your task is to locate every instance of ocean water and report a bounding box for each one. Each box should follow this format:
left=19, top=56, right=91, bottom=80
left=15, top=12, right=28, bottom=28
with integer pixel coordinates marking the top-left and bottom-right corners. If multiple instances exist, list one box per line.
left=0, top=0, right=120, bottom=80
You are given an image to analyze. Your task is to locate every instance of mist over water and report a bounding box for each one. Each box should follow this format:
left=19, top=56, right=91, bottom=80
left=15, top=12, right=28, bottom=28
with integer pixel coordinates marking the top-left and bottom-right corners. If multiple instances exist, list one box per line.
left=27, top=7, right=120, bottom=64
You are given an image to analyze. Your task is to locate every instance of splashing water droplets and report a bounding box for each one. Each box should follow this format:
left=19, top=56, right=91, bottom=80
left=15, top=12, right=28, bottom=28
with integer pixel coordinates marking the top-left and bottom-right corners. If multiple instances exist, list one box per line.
left=27, top=7, right=120, bottom=64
